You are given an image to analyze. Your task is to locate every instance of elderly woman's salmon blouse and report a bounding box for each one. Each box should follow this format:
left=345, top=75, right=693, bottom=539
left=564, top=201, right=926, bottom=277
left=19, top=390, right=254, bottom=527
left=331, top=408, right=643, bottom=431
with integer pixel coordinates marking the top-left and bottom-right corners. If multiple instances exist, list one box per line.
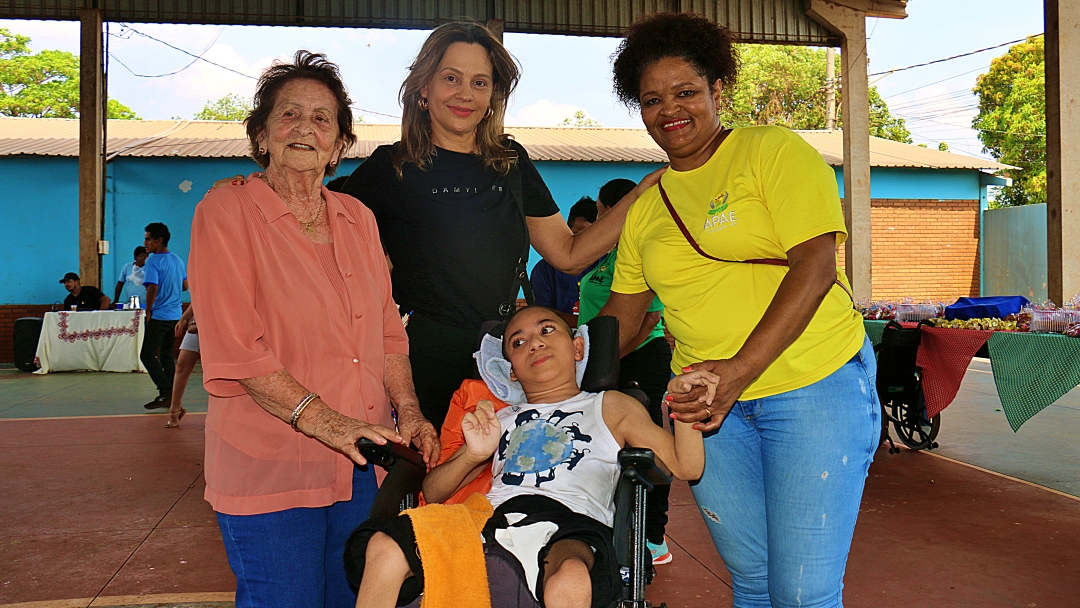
left=189, top=180, right=407, bottom=516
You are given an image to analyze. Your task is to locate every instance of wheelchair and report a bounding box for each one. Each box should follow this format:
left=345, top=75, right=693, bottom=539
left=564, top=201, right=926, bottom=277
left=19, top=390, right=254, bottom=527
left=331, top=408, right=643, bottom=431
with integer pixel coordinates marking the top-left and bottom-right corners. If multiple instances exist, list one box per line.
left=874, top=320, right=941, bottom=453
left=356, top=315, right=670, bottom=608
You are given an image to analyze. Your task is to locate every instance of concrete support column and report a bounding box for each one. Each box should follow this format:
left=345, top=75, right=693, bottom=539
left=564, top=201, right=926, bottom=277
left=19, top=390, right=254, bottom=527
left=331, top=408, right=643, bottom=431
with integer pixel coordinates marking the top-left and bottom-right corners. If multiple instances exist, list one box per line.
left=807, top=1, right=872, bottom=300
left=486, top=18, right=505, bottom=43
left=1045, top=0, right=1080, bottom=304
left=79, top=8, right=105, bottom=288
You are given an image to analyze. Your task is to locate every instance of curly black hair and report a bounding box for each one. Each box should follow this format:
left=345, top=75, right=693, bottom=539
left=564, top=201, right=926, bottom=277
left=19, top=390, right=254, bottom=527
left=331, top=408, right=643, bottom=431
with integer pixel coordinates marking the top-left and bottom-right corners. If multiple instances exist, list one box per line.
left=612, top=12, right=740, bottom=108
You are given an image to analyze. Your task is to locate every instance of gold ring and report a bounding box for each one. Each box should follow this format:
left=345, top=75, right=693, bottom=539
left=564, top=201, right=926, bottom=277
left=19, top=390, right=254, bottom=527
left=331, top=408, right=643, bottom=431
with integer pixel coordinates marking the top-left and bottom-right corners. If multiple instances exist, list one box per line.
left=705, top=407, right=712, bottom=417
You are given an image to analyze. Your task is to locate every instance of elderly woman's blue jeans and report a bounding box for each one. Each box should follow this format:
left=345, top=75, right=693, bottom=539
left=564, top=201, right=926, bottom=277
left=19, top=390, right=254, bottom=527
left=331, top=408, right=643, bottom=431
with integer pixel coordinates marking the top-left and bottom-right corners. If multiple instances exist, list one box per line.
left=216, top=466, right=378, bottom=608
left=691, top=337, right=880, bottom=608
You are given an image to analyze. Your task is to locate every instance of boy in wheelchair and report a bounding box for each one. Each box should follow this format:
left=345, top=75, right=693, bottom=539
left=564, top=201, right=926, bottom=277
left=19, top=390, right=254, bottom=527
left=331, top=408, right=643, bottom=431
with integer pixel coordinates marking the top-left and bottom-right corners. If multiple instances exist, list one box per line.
left=345, top=306, right=718, bottom=608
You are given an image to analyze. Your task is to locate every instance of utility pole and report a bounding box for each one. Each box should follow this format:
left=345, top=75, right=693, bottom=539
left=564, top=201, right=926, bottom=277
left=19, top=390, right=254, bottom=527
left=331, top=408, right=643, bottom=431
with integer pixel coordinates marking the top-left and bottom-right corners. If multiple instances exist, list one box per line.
left=825, top=46, right=837, bottom=130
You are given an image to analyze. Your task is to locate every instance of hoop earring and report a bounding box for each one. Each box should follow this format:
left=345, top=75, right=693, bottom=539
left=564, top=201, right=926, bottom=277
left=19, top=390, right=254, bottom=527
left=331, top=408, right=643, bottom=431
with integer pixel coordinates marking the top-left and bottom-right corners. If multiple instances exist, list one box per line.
left=484, top=107, right=494, bottom=119
left=418, top=97, right=429, bottom=111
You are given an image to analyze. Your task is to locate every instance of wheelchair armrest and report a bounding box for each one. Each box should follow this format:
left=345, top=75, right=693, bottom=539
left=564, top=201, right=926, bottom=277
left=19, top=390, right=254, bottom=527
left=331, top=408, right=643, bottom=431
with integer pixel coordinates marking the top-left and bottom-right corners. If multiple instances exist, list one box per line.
left=618, top=448, right=672, bottom=492
left=357, top=438, right=426, bottom=472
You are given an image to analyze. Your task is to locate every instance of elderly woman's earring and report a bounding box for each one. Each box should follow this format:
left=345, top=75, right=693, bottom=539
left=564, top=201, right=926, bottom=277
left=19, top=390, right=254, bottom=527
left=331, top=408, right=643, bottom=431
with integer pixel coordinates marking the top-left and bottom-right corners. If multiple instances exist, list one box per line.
left=258, top=146, right=266, bottom=155
left=418, top=97, right=429, bottom=112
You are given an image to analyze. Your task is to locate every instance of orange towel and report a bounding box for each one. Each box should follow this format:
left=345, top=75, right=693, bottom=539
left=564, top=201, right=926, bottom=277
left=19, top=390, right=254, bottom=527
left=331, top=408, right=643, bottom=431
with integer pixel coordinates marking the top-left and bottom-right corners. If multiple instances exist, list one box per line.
left=404, top=492, right=494, bottom=608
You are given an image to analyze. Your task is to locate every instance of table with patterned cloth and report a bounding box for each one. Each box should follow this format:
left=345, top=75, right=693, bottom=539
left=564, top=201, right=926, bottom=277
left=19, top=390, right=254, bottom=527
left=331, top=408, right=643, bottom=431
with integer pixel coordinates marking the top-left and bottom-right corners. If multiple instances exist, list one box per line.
left=865, top=320, right=1080, bottom=431
left=34, top=310, right=147, bottom=374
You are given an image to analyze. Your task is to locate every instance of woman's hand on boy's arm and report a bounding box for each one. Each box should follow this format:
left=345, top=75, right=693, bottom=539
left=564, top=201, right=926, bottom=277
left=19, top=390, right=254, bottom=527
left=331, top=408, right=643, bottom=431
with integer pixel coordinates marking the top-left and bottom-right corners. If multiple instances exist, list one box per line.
left=668, top=357, right=754, bottom=432
left=667, top=369, right=720, bottom=410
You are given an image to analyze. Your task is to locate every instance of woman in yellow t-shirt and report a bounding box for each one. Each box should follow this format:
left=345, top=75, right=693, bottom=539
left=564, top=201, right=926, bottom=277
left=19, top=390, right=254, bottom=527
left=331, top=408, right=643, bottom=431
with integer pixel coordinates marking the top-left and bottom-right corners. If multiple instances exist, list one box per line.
left=601, top=13, right=881, bottom=608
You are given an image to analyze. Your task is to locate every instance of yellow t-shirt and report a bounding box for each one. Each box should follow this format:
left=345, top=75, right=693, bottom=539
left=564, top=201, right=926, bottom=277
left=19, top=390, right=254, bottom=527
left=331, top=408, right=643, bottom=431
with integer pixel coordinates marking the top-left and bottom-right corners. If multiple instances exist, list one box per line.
left=611, top=126, right=865, bottom=400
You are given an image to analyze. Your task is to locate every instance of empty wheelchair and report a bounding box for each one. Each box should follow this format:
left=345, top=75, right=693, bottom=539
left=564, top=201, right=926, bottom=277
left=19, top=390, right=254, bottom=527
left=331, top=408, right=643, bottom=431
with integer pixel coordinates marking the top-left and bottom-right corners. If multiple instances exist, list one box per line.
left=875, top=321, right=941, bottom=453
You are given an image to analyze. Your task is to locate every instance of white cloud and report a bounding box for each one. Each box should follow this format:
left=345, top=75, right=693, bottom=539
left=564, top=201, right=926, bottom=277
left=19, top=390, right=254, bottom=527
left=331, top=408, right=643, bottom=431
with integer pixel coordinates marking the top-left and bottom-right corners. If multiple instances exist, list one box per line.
left=344, top=29, right=398, bottom=47
left=142, top=44, right=282, bottom=108
left=508, top=99, right=596, bottom=127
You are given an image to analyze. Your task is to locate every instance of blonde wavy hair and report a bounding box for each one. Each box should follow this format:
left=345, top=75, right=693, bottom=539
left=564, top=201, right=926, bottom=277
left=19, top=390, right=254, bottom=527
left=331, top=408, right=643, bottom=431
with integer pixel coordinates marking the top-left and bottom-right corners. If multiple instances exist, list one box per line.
left=395, top=21, right=521, bottom=177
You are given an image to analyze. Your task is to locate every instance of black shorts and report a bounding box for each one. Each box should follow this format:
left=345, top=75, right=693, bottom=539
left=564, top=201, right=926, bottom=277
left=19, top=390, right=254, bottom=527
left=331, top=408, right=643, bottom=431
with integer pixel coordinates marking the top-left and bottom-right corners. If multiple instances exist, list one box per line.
left=343, top=495, right=621, bottom=608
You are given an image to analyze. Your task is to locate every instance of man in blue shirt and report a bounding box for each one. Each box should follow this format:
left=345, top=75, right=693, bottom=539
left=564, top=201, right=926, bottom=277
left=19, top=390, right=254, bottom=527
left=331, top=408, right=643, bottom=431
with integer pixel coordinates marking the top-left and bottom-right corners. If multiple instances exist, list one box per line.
left=141, top=222, right=188, bottom=409
left=530, top=197, right=599, bottom=326
left=114, top=246, right=148, bottom=306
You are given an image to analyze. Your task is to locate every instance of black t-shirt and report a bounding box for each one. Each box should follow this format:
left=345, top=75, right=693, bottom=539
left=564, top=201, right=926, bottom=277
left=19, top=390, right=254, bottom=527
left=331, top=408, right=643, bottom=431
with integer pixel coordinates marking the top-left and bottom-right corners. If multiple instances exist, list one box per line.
left=64, top=285, right=107, bottom=310
left=341, top=140, right=559, bottom=330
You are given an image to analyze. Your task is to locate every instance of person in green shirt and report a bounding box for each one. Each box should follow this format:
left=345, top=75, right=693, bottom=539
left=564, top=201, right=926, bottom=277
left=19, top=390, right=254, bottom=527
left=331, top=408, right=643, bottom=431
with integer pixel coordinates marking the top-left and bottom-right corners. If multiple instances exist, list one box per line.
left=578, top=177, right=674, bottom=564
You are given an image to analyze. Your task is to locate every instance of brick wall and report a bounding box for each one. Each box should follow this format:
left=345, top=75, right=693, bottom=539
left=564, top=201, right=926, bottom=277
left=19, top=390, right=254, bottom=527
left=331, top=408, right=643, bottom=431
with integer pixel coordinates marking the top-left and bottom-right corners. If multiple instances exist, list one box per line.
left=0, top=304, right=56, bottom=364
left=836, top=198, right=980, bottom=301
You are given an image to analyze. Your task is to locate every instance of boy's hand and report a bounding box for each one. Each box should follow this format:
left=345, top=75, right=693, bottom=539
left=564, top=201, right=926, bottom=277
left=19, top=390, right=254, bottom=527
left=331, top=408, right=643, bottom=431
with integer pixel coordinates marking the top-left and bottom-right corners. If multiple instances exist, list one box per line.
left=667, top=370, right=721, bottom=430
left=461, top=400, right=501, bottom=463
left=668, top=369, right=720, bottom=405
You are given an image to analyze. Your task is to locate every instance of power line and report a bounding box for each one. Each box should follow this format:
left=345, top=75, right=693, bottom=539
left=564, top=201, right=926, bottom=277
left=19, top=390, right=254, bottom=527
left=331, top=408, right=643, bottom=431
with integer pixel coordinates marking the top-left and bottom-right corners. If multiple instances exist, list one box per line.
left=870, top=35, right=1041, bottom=77
left=115, top=24, right=258, bottom=80
left=882, top=65, right=992, bottom=100
left=107, top=27, right=223, bottom=78
left=353, top=106, right=401, bottom=119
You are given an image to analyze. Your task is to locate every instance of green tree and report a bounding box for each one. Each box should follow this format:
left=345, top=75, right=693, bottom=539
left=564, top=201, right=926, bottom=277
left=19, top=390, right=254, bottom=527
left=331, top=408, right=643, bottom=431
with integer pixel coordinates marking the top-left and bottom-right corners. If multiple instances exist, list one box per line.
left=973, top=36, right=1045, bottom=207
left=0, top=28, right=138, bottom=119
left=559, top=110, right=602, bottom=127
left=938, top=141, right=950, bottom=152
left=720, top=44, right=911, bottom=143
left=194, top=93, right=252, bottom=121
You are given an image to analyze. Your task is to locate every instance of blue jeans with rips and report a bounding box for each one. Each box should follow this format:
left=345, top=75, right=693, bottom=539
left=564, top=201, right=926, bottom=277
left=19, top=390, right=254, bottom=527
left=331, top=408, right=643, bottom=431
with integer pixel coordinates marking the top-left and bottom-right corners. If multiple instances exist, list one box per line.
left=216, top=465, right=378, bottom=608
left=691, top=337, right=880, bottom=608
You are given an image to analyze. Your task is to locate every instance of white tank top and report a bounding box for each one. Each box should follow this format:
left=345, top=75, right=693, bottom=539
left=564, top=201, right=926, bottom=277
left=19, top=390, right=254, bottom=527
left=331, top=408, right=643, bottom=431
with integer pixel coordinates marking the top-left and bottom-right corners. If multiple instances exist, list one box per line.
left=487, top=391, right=622, bottom=526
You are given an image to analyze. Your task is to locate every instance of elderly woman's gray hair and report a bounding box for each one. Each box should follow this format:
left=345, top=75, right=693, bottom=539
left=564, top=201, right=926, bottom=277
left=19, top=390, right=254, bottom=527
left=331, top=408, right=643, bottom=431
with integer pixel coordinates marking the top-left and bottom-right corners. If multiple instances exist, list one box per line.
left=244, top=50, right=357, bottom=176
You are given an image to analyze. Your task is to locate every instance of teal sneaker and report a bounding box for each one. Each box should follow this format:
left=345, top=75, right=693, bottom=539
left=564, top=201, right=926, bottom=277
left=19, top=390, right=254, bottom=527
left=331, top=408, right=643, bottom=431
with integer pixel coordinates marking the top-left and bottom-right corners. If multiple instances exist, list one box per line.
left=647, top=536, right=672, bottom=565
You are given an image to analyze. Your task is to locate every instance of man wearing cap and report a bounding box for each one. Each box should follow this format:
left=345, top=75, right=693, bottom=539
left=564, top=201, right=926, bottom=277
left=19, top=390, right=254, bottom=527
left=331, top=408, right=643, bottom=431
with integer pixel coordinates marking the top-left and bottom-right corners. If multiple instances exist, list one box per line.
left=60, top=272, right=111, bottom=311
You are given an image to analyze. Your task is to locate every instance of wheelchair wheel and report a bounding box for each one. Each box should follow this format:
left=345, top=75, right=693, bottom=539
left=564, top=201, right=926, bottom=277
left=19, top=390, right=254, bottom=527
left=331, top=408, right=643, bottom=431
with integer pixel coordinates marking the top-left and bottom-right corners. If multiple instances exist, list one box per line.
left=889, top=388, right=941, bottom=451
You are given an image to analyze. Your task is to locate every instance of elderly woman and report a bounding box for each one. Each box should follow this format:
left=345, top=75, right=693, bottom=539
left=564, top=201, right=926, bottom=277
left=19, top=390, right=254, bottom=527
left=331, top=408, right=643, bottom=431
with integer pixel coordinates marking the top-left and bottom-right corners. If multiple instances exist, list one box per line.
left=338, top=21, right=662, bottom=431
left=189, top=51, right=439, bottom=608
left=600, top=13, right=880, bottom=608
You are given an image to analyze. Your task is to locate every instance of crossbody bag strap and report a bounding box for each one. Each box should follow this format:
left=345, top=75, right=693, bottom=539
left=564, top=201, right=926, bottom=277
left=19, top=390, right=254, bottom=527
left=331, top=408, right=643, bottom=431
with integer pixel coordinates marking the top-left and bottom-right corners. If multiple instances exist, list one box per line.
left=501, top=147, right=535, bottom=319
left=657, top=180, right=853, bottom=302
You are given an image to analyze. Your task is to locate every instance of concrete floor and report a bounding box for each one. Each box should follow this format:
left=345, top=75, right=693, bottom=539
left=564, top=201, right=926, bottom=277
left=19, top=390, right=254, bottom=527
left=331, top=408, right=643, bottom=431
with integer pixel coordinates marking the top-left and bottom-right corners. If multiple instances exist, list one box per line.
left=931, top=358, right=1080, bottom=498
left=1, top=363, right=1078, bottom=608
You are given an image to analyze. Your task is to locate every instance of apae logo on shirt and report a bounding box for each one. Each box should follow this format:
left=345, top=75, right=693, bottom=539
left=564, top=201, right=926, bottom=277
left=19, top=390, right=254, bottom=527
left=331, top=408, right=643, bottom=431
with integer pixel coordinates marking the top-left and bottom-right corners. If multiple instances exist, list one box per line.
left=703, top=191, right=737, bottom=234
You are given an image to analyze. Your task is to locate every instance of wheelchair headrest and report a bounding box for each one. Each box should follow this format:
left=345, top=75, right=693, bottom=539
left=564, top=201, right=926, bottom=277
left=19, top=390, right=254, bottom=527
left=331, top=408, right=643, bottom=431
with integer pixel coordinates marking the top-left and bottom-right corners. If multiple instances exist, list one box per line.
left=475, top=314, right=620, bottom=393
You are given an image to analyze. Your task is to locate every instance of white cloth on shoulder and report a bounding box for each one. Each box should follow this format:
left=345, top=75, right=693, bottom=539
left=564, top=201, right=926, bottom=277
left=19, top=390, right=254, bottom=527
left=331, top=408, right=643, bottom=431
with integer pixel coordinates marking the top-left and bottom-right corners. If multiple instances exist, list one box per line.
left=474, top=323, right=590, bottom=405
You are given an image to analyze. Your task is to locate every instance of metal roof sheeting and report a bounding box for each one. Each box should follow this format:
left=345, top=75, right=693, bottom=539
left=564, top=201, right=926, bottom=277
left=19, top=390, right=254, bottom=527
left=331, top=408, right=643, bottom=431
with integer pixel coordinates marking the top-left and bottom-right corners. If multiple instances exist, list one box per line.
left=0, top=117, right=1009, bottom=171
left=0, top=0, right=866, bottom=45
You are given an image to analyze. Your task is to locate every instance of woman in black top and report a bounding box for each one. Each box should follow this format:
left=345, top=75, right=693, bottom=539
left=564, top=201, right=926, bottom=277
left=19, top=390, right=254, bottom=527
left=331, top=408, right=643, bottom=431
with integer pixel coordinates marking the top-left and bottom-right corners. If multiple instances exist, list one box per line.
left=341, top=22, right=661, bottom=429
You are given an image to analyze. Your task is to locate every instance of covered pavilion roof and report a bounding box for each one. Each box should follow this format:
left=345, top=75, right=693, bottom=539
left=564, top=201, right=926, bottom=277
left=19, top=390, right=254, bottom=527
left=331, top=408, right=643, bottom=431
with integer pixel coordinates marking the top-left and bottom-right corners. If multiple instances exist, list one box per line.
left=0, top=116, right=1007, bottom=171
left=1, top=0, right=905, bottom=45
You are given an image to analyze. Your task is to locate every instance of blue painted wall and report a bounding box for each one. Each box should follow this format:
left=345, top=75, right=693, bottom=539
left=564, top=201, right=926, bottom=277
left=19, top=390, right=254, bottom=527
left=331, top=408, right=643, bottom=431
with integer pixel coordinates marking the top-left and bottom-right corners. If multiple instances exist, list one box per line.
left=0, top=154, right=976, bottom=304
left=835, top=167, right=983, bottom=200
left=0, top=157, right=80, bottom=305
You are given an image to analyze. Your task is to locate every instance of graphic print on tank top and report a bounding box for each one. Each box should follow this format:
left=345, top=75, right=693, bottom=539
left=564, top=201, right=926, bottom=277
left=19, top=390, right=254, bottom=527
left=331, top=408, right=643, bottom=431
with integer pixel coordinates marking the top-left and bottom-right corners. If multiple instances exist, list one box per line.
left=498, top=407, right=593, bottom=488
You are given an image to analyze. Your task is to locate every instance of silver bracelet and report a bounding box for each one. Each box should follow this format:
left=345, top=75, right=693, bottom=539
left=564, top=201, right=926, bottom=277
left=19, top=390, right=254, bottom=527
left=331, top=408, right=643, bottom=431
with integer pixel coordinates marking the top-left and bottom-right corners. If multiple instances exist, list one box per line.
left=290, top=392, right=318, bottom=431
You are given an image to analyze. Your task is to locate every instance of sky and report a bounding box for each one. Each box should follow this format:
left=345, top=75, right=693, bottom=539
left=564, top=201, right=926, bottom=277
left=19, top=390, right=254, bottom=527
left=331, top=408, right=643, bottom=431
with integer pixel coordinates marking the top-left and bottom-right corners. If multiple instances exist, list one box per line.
left=1, top=0, right=1045, bottom=160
